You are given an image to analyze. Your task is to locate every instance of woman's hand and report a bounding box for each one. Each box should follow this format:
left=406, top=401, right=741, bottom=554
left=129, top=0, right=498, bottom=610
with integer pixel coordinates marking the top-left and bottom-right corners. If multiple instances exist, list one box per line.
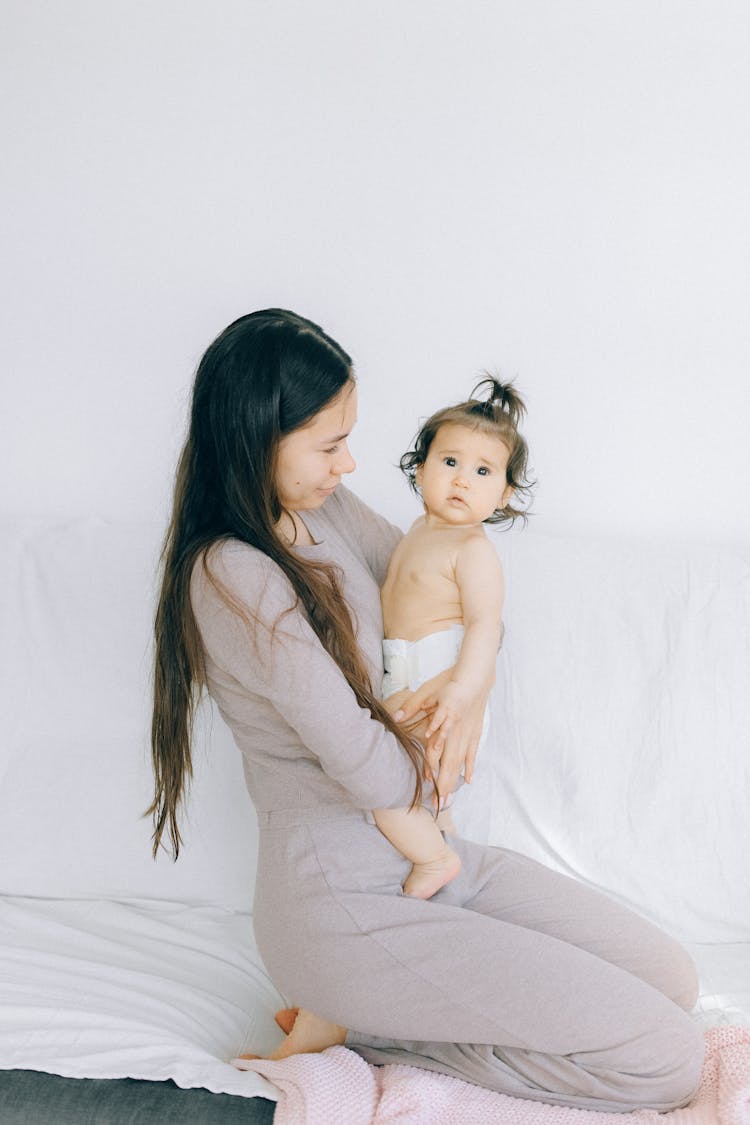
left=384, top=666, right=454, bottom=740
left=426, top=685, right=488, bottom=806
left=382, top=685, right=432, bottom=744
left=389, top=667, right=492, bottom=807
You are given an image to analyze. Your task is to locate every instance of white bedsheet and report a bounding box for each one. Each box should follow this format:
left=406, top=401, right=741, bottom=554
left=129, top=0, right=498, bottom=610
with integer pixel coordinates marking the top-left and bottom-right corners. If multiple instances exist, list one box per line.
left=2, top=896, right=747, bottom=1107
left=0, top=896, right=282, bottom=1100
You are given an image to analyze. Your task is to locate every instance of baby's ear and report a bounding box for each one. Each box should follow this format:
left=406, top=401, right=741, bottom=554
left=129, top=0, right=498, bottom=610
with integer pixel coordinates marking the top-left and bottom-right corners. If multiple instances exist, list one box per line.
left=415, top=463, right=424, bottom=486
left=500, top=484, right=514, bottom=508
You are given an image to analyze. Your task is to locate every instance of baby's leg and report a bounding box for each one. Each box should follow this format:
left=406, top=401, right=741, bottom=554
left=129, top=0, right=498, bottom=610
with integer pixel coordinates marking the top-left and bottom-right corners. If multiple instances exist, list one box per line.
left=373, top=806, right=461, bottom=899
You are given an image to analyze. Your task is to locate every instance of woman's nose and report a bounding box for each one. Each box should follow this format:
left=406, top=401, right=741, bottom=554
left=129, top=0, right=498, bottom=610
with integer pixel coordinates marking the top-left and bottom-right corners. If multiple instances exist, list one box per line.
left=334, top=443, right=356, bottom=475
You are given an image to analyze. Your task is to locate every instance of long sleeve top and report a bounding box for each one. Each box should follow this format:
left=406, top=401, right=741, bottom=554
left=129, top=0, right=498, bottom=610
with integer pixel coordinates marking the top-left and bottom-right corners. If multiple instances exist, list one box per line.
left=190, top=486, right=418, bottom=815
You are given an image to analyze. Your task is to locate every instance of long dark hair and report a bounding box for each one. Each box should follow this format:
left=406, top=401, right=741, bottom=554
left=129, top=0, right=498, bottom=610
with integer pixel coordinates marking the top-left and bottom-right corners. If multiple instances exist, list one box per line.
left=400, top=377, right=534, bottom=525
left=149, top=309, right=426, bottom=858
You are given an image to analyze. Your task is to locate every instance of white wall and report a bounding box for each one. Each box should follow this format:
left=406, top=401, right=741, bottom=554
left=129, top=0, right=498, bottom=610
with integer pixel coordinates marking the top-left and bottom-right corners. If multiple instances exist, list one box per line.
left=2, top=0, right=748, bottom=542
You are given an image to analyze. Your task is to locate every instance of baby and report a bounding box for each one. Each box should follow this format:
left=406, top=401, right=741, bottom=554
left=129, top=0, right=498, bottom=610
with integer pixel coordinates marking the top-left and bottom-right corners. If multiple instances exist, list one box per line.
left=374, top=378, right=532, bottom=898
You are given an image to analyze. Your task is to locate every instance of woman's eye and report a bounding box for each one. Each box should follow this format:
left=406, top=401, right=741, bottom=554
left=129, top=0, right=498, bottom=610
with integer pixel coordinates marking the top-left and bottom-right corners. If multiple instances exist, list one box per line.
left=324, top=445, right=340, bottom=455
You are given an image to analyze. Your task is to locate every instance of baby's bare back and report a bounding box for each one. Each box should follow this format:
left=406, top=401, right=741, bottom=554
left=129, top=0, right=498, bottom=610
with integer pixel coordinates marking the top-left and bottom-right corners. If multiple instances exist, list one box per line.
left=381, top=519, right=486, bottom=641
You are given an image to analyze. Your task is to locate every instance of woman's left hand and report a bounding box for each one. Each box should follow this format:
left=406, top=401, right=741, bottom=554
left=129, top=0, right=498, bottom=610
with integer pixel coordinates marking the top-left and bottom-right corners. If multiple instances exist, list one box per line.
left=392, top=669, right=491, bottom=807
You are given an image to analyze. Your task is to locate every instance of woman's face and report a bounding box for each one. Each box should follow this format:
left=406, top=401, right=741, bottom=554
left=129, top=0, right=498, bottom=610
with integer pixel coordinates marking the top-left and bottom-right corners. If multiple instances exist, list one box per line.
left=275, top=381, right=358, bottom=511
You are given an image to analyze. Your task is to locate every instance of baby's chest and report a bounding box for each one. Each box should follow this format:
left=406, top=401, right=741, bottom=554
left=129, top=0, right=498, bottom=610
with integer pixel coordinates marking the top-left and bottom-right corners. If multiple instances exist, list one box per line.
left=392, top=539, right=458, bottom=598
left=408, top=568, right=461, bottom=613
left=386, top=558, right=463, bottom=631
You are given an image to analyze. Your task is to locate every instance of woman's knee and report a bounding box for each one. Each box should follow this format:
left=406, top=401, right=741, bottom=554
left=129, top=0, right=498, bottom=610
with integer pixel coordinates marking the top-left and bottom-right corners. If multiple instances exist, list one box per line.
left=675, top=951, right=700, bottom=1014
left=658, top=936, right=701, bottom=1013
left=652, top=1018, right=705, bottom=1110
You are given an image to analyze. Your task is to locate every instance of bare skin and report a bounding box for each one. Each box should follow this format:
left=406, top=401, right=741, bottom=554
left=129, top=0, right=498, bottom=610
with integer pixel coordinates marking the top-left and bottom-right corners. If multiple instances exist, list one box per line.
left=402, top=842, right=462, bottom=898
left=375, top=423, right=510, bottom=898
left=237, top=1008, right=346, bottom=1060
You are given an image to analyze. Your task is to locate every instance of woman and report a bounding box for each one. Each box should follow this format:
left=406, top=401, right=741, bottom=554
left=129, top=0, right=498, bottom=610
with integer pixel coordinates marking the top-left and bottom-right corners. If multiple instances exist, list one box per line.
left=150, top=309, right=704, bottom=1112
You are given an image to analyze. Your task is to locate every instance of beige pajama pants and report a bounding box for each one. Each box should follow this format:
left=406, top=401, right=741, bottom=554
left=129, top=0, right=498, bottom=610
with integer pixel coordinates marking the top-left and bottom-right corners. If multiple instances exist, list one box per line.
left=252, top=805, right=704, bottom=1114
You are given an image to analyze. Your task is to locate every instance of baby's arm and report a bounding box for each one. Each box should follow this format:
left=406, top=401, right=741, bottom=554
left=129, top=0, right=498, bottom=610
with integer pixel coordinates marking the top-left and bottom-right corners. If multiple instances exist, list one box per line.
left=452, top=534, right=505, bottom=691
left=425, top=535, right=505, bottom=769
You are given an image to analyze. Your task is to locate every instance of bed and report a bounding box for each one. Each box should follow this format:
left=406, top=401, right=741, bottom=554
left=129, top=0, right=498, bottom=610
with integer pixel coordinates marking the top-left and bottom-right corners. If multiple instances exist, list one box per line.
left=1, top=515, right=748, bottom=1122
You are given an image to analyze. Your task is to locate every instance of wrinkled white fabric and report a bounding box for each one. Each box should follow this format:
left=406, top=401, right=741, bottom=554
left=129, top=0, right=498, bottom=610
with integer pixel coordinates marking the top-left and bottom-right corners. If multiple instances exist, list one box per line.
left=489, top=529, right=750, bottom=946
left=0, top=896, right=281, bottom=1099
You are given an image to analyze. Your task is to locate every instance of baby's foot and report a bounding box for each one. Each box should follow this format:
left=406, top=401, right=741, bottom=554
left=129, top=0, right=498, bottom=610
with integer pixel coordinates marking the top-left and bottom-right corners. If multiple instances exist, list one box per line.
left=403, top=850, right=461, bottom=899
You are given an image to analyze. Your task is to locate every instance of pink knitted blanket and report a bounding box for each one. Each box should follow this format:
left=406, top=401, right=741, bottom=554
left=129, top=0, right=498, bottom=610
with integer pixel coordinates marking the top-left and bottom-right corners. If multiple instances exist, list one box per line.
left=233, top=1026, right=750, bottom=1124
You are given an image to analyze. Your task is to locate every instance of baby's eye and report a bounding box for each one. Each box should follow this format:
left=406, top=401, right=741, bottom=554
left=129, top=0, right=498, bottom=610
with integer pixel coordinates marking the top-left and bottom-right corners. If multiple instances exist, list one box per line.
left=477, top=466, right=490, bottom=476
left=443, top=457, right=457, bottom=467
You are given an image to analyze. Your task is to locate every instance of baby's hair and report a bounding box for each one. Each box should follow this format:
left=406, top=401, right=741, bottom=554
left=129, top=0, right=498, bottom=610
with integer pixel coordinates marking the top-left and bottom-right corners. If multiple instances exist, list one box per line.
left=400, top=376, right=535, bottom=526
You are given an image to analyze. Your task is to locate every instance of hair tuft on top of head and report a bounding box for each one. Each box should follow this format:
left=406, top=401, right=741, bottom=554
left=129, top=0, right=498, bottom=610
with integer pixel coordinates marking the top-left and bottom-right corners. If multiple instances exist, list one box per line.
left=468, top=375, right=527, bottom=428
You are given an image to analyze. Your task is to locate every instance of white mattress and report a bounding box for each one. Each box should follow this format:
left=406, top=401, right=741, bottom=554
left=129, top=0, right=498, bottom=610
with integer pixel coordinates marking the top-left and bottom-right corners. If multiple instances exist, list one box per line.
left=0, top=896, right=282, bottom=1100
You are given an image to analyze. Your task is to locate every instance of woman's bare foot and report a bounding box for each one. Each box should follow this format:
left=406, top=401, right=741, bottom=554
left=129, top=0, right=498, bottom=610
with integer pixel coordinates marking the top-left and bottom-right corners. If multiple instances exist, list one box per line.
left=274, top=1008, right=299, bottom=1034
left=403, top=848, right=461, bottom=899
left=236, top=1008, right=347, bottom=1062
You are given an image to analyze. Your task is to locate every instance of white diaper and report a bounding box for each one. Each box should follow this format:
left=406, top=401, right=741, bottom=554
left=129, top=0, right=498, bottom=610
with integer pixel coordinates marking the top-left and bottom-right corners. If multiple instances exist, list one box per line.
left=382, top=625, right=491, bottom=813
left=382, top=624, right=466, bottom=699
left=384, top=630, right=494, bottom=841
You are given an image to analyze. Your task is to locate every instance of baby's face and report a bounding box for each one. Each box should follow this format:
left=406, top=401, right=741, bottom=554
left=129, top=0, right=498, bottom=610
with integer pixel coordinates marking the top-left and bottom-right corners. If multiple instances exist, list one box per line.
left=416, top=423, right=512, bottom=526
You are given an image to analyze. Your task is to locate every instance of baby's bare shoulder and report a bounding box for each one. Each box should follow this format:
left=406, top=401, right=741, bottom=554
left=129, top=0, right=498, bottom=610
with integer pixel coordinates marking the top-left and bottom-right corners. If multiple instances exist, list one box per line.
left=389, top=526, right=460, bottom=583
left=452, top=524, right=492, bottom=552
left=454, top=527, right=503, bottom=573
